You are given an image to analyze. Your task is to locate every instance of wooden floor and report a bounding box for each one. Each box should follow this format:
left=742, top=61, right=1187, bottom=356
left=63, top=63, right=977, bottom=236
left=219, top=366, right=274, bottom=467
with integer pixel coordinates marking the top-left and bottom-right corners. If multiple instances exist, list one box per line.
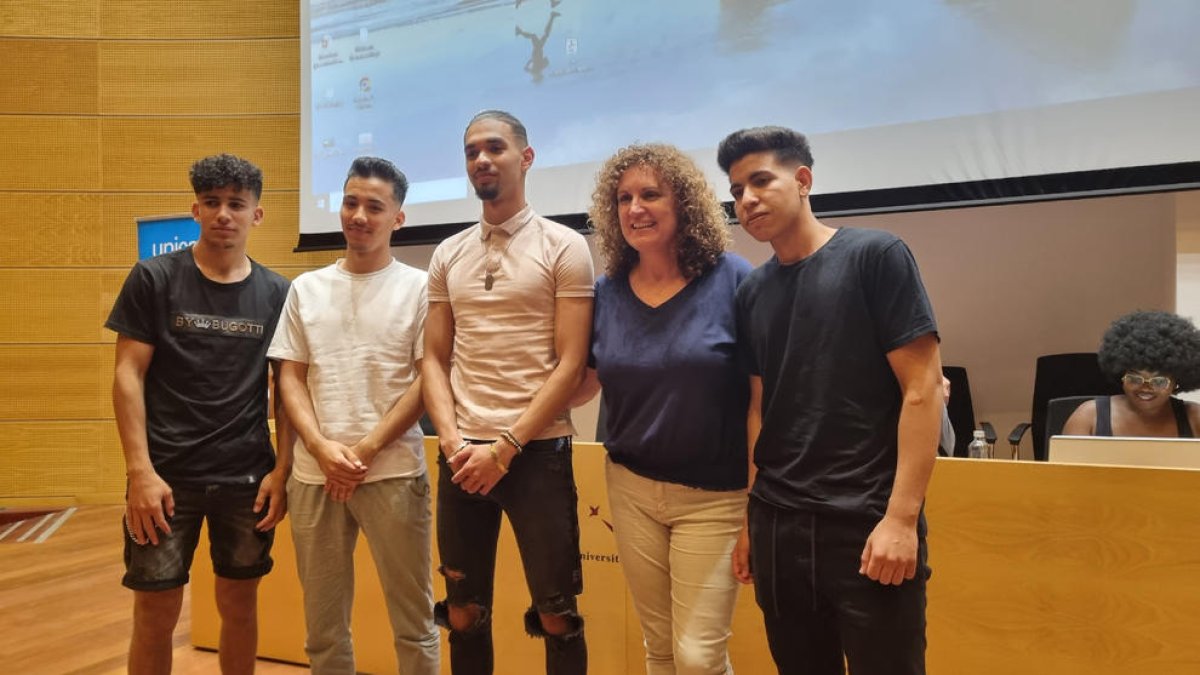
left=0, top=505, right=309, bottom=674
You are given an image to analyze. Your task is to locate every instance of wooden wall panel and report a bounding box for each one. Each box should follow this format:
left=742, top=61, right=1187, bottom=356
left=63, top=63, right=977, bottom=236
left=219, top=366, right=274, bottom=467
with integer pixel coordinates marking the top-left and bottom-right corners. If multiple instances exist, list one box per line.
left=0, top=421, right=123, bottom=497
left=247, top=194, right=342, bottom=268
left=98, top=40, right=298, bottom=116
left=1, top=0, right=304, bottom=500
left=0, top=191, right=331, bottom=270
left=0, top=265, right=332, bottom=344
left=0, top=39, right=98, bottom=114
left=0, top=193, right=105, bottom=267
left=98, top=0, right=298, bottom=39
left=0, top=345, right=113, bottom=420
left=0, top=0, right=98, bottom=38
left=0, top=117, right=101, bottom=190
left=0, top=187, right=331, bottom=269
left=0, top=270, right=126, bottom=343
left=100, top=191, right=336, bottom=268
left=99, top=116, right=298, bottom=191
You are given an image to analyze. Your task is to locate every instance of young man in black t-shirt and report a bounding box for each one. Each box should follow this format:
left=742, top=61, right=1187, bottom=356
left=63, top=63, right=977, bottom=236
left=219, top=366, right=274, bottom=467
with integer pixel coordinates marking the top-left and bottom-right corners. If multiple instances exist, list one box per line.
left=718, top=127, right=942, bottom=675
left=106, top=154, right=292, bottom=674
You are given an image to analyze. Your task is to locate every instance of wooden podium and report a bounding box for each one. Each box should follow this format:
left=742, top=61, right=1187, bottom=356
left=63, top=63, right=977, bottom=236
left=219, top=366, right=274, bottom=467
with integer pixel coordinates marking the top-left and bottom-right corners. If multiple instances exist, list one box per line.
left=193, top=444, right=1200, bottom=674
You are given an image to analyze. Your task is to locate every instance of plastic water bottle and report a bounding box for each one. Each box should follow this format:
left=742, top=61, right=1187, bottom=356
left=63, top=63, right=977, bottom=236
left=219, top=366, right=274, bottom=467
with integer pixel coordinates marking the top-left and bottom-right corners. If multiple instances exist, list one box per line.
left=968, top=430, right=988, bottom=459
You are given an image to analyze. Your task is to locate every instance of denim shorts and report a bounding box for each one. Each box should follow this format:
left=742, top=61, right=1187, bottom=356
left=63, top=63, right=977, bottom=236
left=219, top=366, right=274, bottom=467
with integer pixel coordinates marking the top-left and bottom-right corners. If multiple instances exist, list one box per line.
left=122, top=481, right=274, bottom=591
left=436, top=436, right=583, bottom=613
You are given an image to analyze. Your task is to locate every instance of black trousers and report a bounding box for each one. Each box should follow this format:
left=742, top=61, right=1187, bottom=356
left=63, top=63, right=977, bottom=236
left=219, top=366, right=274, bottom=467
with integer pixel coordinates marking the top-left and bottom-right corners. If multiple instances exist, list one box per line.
left=748, top=497, right=930, bottom=675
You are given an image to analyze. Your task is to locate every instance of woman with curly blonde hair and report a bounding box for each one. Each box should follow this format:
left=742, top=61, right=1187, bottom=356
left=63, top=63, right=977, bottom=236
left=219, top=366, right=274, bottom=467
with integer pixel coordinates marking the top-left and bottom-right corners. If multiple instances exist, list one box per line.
left=573, top=143, right=756, bottom=674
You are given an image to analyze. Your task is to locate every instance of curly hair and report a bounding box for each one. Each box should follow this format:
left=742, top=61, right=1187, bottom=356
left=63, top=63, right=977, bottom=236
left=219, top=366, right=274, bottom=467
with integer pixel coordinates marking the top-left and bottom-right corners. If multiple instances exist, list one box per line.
left=588, top=144, right=730, bottom=280
left=1098, top=310, right=1200, bottom=392
left=189, top=154, right=263, bottom=199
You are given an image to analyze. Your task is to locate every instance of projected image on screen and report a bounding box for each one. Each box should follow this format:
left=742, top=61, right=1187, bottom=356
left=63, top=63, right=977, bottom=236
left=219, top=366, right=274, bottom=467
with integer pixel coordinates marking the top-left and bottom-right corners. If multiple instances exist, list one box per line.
left=300, top=0, right=1200, bottom=243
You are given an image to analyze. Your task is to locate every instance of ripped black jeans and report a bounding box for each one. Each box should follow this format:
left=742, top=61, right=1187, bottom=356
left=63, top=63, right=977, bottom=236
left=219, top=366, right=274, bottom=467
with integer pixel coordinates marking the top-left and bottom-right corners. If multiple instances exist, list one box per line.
left=435, top=436, right=587, bottom=675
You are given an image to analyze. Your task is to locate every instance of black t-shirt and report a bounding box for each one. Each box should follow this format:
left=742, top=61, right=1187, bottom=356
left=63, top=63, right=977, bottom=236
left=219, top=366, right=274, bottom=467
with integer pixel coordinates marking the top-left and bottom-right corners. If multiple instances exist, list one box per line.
left=736, top=227, right=937, bottom=517
left=105, top=248, right=290, bottom=486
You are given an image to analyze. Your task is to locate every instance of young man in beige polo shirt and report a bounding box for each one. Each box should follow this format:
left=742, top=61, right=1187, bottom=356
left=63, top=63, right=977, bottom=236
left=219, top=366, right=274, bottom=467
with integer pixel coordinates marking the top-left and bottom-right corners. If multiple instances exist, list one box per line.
left=423, top=109, right=594, bottom=675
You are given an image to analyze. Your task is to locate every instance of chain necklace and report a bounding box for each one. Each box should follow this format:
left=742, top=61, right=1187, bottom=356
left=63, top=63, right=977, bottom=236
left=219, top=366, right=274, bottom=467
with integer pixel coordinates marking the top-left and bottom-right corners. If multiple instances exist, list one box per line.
left=483, top=227, right=519, bottom=291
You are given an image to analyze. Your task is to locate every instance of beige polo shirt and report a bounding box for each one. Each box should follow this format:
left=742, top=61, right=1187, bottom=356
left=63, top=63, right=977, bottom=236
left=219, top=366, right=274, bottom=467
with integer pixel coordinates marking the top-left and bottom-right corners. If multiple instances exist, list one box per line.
left=427, top=205, right=594, bottom=440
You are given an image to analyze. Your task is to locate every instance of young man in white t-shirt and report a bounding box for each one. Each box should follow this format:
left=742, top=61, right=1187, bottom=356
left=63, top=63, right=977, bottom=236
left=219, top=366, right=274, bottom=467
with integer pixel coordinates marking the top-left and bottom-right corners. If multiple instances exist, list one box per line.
left=268, top=157, right=437, bottom=674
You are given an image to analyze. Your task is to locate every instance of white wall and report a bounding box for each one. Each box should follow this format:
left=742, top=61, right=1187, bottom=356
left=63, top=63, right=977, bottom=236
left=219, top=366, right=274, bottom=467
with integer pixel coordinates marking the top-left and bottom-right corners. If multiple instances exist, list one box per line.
left=1173, top=190, right=1200, bottom=405
left=395, top=191, right=1183, bottom=455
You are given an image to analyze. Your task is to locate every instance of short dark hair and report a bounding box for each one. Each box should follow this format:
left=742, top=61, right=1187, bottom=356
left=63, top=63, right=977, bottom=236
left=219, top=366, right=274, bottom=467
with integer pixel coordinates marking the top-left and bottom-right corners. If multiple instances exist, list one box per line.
left=345, top=156, right=408, bottom=205
left=189, top=154, right=263, bottom=199
left=465, top=109, right=529, bottom=148
left=717, top=126, right=814, bottom=174
left=1098, top=310, right=1200, bottom=392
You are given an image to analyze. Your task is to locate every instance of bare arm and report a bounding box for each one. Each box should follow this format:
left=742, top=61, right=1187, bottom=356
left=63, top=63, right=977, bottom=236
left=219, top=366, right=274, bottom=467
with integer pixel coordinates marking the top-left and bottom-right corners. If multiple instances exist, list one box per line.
left=255, top=360, right=295, bottom=530
left=861, top=332, right=941, bottom=586
left=1062, top=399, right=1098, bottom=436
left=277, top=359, right=367, bottom=502
left=568, top=367, right=601, bottom=408
left=112, top=335, right=172, bottom=546
left=732, top=375, right=762, bottom=584
left=451, top=296, right=594, bottom=495
left=422, top=301, right=464, bottom=459
left=353, top=365, right=426, bottom=464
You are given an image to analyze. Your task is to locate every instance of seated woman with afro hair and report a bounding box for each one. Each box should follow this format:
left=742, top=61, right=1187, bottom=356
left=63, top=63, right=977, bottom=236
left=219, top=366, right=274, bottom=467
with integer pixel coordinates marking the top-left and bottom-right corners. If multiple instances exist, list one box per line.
left=1063, top=310, right=1200, bottom=437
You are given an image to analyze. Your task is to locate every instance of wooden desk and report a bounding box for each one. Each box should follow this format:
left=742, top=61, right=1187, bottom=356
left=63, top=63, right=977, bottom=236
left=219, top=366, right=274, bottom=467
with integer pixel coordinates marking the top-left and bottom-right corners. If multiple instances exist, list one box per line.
left=194, top=447, right=1200, bottom=674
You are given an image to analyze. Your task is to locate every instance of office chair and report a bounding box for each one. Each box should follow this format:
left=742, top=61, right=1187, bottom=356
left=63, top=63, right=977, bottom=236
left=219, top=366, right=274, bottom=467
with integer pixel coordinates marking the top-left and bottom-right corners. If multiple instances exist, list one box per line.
left=1005, top=353, right=1122, bottom=461
left=1044, top=395, right=1093, bottom=447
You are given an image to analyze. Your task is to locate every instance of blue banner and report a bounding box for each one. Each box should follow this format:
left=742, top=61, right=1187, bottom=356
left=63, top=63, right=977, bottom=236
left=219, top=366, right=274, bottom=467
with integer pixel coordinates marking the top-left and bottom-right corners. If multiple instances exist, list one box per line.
left=137, top=214, right=200, bottom=260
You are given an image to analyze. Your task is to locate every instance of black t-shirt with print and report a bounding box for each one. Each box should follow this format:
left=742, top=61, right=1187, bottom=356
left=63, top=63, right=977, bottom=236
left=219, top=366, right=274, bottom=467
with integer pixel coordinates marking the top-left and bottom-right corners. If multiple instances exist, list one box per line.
left=106, top=247, right=290, bottom=486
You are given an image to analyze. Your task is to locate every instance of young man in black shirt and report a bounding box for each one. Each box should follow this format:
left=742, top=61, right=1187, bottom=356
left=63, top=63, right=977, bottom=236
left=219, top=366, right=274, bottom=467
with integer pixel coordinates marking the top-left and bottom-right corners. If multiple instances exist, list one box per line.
left=107, top=154, right=292, bottom=674
left=719, top=127, right=942, bottom=675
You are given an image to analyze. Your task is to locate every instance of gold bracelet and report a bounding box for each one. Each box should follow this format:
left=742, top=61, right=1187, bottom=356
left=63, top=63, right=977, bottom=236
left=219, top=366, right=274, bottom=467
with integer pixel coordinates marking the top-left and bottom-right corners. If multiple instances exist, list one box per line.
left=489, top=444, right=509, bottom=474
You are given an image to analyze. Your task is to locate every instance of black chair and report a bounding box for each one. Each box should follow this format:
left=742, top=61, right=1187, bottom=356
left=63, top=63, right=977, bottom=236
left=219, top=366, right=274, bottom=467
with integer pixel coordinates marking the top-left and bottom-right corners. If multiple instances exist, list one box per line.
left=1005, top=353, right=1122, bottom=461
left=1044, top=395, right=1093, bottom=446
left=943, top=366, right=994, bottom=457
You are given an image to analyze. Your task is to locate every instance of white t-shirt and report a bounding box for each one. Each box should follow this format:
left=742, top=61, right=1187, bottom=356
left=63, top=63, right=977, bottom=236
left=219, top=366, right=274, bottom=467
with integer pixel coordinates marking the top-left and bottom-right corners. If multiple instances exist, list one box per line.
left=268, top=259, right=427, bottom=484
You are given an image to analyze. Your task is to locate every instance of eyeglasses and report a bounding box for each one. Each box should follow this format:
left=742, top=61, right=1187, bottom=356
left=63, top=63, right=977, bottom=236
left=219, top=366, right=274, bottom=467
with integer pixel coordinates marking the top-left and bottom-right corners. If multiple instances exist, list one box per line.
left=1122, top=373, right=1173, bottom=390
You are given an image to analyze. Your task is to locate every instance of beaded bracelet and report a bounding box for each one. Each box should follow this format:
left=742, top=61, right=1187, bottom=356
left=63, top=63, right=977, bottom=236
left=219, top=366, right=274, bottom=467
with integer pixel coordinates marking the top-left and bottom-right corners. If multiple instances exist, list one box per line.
left=500, top=429, right=524, bottom=455
left=447, top=439, right=470, bottom=462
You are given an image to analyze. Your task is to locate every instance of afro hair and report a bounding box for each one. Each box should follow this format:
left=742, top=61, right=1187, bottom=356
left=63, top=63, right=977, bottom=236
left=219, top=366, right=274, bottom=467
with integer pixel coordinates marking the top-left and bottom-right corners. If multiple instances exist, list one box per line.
left=1097, top=310, right=1200, bottom=393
